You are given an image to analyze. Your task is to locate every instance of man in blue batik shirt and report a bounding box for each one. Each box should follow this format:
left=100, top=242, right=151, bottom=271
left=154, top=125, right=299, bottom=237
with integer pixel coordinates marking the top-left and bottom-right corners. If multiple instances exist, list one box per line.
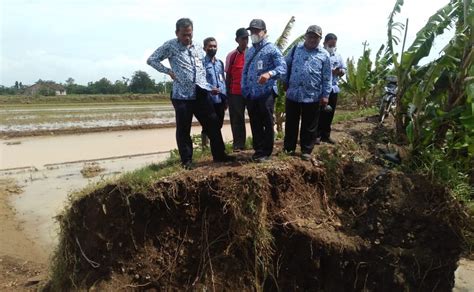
left=201, top=37, right=227, bottom=148
left=317, top=33, right=346, bottom=145
left=241, top=19, right=286, bottom=162
left=282, top=25, right=332, bottom=161
left=147, top=18, right=233, bottom=169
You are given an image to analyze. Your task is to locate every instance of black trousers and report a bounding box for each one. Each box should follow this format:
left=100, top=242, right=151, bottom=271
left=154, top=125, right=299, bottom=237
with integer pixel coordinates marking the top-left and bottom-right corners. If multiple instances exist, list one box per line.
left=201, top=102, right=225, bottom=144
left=284, top=99, right=321, bottom=154
left=228, top=94, right=247, bottom=150
left=247, top=94, right=275, bottom=158
left=172, top=86, right=226, bottom=164
left=318, top=91, right=338, bottom=139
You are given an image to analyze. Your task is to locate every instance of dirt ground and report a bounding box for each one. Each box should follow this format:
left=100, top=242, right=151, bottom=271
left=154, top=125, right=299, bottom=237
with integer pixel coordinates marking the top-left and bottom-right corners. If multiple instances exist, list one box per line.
left=0, top=115, right=472, bottom=291
left=44, top=116, right=472, bottom=291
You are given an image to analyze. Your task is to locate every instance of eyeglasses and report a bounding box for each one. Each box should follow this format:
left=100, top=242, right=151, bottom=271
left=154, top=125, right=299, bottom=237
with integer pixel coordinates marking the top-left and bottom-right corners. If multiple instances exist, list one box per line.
left=305, top=34, right=321, bottom=40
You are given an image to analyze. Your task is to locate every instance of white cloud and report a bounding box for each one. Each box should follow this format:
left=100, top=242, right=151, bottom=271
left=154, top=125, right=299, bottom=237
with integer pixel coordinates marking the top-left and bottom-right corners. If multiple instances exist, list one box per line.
left=0, top=0, right=454, bottom=85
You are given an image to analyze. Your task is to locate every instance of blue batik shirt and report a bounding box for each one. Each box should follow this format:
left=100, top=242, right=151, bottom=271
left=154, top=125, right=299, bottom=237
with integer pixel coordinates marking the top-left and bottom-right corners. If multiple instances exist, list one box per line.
left=147, top=39, right=211, bottom=100
left=203, top=56, right=227, bottom=104
left=283, top=43, right=332, bottom=103
left=329, top=51, right=346, bottom=94
left=241, top=38, right=286, bottom=100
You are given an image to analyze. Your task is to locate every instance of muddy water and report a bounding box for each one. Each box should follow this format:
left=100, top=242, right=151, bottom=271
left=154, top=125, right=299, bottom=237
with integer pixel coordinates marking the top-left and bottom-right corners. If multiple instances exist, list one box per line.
left=4, top=152, right=169, bottom=256
left=1, top=123, right=250, bottom=170
left=0, top=124, right=250, bottom=256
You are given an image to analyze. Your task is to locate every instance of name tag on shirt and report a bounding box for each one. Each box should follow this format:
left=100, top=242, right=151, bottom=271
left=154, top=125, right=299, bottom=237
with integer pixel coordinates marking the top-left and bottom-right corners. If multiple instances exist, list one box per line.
left=195, top=57, right=202, bottom=67
left=257, top=60, right=263, bottom=70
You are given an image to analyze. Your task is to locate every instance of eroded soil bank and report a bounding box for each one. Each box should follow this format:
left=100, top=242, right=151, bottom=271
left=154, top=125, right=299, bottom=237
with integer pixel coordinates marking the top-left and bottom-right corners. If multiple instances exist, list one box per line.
left=46, top=154, right=468, bottom=291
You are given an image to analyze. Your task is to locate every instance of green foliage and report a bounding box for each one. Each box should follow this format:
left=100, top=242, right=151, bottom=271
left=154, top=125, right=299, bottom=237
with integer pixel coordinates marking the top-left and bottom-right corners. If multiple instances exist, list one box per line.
left=38, top=87, right=57, bottom=96
left=380, top=0, right=474, bottom=204
left=129, top=70, right=157, bottom=94
left=405, top=146, right=473, bottom=207
left=332, top=107, right=378, bottom=123
left=395, top=0, right=473, bottom=159
left=341, top=43, right=391, bottom=108
left=388, top=0, right=462, bottom=139
left=1, top=72, right=172, bottom=96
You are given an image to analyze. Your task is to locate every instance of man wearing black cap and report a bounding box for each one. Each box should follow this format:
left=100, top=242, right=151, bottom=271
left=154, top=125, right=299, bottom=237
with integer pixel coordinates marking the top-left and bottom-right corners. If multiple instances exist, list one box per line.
left=242, top=19, right=286, bottom=162
left=225, top=28, right=249, bottom=152
left=282, top=25, right=332, bottom=161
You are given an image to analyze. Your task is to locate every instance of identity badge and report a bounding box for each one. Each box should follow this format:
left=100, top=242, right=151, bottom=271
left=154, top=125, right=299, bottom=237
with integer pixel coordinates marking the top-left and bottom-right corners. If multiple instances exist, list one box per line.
left=195, top=57, right=202, bottom=66
left=257, top=60, right=263, bottom=70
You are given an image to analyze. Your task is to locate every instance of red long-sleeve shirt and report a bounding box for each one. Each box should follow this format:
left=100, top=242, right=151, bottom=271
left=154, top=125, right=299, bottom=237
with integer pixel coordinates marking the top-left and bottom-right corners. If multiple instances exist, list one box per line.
left=225, top=48, right=246, bottom=95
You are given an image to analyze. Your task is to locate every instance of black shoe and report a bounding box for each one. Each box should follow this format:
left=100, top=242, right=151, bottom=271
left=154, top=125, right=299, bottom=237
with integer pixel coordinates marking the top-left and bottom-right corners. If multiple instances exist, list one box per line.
left=321, top=137, right=336, bottom=144
left=182, top=161, right=194, bottom=170
left=283, top=149, right=296, bottom=156
left=233, top=147, right=245, bottom=153
left=301, top=153, right=312, bottom=161
left=383, top=152, right=401, bottom=164
left=253, top=155, right=271, bottom=163
left=214, top=154, right=236, bottom=163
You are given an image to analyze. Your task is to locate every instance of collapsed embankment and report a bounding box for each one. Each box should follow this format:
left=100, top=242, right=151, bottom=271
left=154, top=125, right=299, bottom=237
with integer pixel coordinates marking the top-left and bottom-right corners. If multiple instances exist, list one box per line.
left=45, top=153, right=468, bottom=291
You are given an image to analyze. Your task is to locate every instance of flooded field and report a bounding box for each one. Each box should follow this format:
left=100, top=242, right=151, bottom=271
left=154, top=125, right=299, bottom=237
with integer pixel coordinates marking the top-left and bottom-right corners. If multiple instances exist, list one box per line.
left=0, top=103, right=175, bottom=133
left=0, top=103, right=235, bottom=135
left=3, top=152, right=170, bottom=256
left=0, top=124, right=248, bottom=255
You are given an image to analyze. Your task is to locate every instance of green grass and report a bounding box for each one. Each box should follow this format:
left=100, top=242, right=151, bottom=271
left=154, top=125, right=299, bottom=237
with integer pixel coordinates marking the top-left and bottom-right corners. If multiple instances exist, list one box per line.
left=404, top=147, right=474, bottom=211
left=333, top=107, right=378, bottom=123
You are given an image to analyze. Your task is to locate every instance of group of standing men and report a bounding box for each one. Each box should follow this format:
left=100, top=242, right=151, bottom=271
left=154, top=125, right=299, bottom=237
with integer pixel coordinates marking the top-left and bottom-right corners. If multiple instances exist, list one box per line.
left=147, top=18, right=346, bottom=169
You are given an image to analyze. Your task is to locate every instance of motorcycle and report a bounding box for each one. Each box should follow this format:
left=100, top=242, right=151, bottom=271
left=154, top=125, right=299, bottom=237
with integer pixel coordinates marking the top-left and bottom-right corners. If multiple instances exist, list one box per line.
left=379, top=76, right=398, bottom=123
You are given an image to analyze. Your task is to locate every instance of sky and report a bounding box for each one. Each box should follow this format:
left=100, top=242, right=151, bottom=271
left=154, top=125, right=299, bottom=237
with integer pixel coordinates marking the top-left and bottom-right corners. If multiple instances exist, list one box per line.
left=0, top=0, right=453, bottom=86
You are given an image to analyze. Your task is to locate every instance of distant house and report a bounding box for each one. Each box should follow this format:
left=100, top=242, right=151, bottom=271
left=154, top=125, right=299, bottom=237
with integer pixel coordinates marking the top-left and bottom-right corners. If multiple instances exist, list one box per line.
left=25, top=81, right=67, bottom=96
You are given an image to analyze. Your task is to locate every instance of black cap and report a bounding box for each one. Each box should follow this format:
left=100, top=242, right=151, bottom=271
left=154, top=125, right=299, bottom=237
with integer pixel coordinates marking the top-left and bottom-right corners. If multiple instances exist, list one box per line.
left=236, top=28, right=249, bottom=38
left=247, top=19, right=266, bottom=30
left=306, top=25, right=322, bottom=37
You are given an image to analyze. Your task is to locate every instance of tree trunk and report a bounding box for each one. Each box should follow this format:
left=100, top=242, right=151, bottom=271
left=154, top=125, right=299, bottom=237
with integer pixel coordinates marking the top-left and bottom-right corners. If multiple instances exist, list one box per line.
left=395, top=91, right=408, bottom=143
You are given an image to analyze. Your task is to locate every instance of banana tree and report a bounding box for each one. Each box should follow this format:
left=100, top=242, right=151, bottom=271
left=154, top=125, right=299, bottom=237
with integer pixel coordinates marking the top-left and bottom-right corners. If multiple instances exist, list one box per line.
left=407, top=0, right=473, bottom=154
left=386, top=0, right=460, bottom=141
left=382, top=0, right=473, bottom=170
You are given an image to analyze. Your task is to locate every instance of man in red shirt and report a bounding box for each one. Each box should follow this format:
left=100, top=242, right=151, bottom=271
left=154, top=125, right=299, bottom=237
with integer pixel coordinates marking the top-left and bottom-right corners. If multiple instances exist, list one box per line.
left=225, top=28, right=249, bottom=152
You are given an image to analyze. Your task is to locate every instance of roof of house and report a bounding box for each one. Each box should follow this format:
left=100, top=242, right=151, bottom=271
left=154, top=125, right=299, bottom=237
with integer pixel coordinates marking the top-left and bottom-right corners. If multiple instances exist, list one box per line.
left=26, top=81, right=66, bottom=91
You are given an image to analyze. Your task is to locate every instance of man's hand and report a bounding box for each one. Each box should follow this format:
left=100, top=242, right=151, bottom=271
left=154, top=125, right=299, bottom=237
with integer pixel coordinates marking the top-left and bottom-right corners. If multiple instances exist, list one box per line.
left=320, top=97, right=329, bottom=107
left=258, top=72, right=272, bottom=85
left=332, top=68, right=345, bottom=77
left=211, top=88, right=220, bottom=95
left=169, top=71, right=177, bottom=80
